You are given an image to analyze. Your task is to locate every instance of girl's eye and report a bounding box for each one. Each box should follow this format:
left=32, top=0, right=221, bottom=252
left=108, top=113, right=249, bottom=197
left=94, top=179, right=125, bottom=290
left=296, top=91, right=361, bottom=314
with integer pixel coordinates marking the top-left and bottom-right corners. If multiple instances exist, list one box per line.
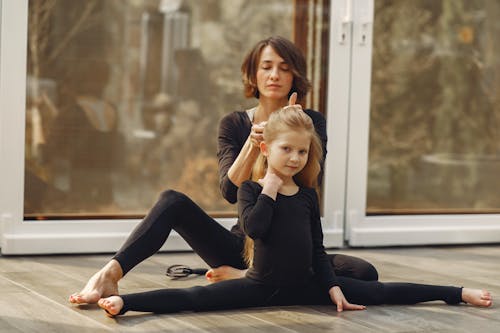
left=299, top=150, right=308, bottom=155
left=282, top=147, right=291, bottom=152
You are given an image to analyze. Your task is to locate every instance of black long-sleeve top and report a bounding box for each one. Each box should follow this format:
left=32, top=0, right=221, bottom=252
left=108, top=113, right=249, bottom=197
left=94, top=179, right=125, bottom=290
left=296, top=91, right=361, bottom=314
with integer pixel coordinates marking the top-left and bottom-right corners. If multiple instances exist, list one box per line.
left=217, top=109, right=327, bottom=238
left=238, top=180, right=338, bottom=291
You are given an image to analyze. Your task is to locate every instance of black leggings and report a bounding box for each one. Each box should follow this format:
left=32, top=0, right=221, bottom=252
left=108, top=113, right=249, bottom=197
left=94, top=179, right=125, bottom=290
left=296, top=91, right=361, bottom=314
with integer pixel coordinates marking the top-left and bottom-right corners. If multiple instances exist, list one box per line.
left=113, top=190, right=378, bottom=280
left=119, top=276, right=462, bottom=314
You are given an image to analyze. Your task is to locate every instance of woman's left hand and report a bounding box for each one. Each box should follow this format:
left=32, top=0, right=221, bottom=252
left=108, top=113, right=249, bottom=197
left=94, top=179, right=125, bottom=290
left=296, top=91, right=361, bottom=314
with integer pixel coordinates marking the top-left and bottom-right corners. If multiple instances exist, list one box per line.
left=329, top=286, right=366, bottom=312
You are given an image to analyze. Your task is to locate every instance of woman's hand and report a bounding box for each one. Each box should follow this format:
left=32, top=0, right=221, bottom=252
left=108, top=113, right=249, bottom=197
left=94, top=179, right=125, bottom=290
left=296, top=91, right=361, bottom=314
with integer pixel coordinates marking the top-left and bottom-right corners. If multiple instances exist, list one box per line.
left=329, top=286, right=366, bottom=312
left=250, top=122, right=266, bottom=148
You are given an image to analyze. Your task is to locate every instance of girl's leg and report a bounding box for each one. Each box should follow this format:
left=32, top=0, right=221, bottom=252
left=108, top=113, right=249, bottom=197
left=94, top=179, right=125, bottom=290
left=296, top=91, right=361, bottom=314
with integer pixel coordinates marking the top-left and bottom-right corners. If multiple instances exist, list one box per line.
left=101, top=278, right=275, bottom=315
left=338, top=276, right=463, bottom=305
left=281, top=277, right=490, bottom=308
left=71, top=190, right=245, bottom=304
left=329, top=254, right=379, bottom=281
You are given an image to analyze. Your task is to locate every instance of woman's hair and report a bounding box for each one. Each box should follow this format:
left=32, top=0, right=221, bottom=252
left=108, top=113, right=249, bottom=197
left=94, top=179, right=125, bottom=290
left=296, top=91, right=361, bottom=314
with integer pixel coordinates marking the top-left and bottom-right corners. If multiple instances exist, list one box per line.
left=244, top=106, right=323, bottom=266
left=241, top=36, right=311, bottom=102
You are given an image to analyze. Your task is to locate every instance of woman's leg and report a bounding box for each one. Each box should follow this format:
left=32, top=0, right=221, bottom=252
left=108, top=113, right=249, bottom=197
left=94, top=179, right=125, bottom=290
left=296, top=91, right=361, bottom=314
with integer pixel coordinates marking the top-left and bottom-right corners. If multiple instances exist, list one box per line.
left=329, top=254, right=379, bottom=281
left=114, top=190, right=245, bottom=274
left=70, top=190, right=245, bottom=304
left=99, top=278, right=275, bottom=315
left=208, top=253, right=380, bottom=283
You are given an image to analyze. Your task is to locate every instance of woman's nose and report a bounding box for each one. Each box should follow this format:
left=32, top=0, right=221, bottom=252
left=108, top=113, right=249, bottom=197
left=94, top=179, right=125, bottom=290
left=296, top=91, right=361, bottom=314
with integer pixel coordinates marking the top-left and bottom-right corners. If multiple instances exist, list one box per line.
left=269, top=67, right=279, bottom=80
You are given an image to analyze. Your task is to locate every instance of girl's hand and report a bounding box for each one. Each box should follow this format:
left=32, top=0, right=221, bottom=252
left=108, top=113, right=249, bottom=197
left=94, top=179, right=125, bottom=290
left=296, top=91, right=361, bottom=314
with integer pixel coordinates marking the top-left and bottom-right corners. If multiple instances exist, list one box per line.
left=258, top=171, right=283, bottom=200
left=250, top=121, right=266, bottom=148
left=329, top=286, right=366, bottom=312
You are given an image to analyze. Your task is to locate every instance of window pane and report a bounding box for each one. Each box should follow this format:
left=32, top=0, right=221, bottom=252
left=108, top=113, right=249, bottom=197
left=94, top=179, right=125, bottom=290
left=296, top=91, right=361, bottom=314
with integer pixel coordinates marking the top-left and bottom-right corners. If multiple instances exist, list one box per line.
left=25, top=0, right=329, bottom=219
left=368, top=0, right=500, bottom=215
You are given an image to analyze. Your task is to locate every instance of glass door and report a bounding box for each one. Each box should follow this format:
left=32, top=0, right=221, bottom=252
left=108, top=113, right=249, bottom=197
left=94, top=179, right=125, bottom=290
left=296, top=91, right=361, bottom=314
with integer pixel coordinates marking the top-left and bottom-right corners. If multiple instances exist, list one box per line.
left=1, top=0, right=343, bottom=254
left=345, top=0, right=500, bottom=246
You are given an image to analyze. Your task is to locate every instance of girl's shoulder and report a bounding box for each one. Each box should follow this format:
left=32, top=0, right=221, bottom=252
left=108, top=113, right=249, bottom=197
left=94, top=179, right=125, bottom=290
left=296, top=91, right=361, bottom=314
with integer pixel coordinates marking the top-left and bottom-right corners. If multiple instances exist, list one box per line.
left=298, top=186, right=319, bottom=201
left=241, top=180, right=262, bottom=191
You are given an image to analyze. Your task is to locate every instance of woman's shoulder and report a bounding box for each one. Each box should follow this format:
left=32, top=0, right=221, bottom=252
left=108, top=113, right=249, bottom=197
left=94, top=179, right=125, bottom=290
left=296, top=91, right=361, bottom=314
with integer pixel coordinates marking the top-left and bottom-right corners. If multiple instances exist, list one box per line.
left=220, top=110, right=249, bottom=124
left=303, top=108, right=325, bottom=122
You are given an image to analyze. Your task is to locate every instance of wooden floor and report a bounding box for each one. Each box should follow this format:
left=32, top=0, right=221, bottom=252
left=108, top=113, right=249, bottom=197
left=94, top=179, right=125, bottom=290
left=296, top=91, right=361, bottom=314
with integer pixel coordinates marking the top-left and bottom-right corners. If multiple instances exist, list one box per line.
left=0, top=245, right=499, bottom=332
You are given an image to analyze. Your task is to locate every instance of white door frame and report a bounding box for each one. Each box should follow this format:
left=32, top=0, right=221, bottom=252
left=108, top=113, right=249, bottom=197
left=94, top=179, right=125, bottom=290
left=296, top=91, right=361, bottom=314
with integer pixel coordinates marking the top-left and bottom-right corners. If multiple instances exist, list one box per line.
left=344, top=0, right=500, bottom=246
left=0, top=0, right=346, bottom=254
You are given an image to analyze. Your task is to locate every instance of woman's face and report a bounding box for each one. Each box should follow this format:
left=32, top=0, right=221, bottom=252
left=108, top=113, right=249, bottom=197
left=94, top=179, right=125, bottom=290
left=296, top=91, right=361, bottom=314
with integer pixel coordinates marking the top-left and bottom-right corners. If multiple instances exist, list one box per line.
left=255, top=45, right=294, bottom=102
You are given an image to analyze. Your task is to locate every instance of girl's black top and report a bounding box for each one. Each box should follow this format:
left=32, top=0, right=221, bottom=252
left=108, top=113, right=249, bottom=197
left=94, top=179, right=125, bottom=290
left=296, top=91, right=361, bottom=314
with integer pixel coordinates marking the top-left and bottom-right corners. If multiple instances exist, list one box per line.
left=217, top=109, right=327, bottom=238
left=237, top=180, right=338, bottom=291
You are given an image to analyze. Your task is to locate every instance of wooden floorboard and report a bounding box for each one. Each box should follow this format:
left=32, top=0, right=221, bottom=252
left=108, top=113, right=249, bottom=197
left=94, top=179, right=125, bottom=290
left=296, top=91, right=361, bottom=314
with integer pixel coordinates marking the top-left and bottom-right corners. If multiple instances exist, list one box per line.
left=0, top=245, right=499, bottom=332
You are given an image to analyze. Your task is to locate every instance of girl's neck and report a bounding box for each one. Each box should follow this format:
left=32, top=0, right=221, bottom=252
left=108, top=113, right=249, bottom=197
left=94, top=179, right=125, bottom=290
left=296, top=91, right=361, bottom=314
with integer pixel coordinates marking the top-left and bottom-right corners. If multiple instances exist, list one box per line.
left=278, top=181, right=299, bottom=196
left=254, top=97, right=287, bottom=123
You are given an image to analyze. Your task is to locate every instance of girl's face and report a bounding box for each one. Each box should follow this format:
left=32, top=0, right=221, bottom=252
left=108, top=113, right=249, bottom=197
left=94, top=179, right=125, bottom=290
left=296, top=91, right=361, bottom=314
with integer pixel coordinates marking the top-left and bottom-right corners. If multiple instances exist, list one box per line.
left=256, top=46, right=294, bottom=102
left=262, top=129, right=310, bottom=181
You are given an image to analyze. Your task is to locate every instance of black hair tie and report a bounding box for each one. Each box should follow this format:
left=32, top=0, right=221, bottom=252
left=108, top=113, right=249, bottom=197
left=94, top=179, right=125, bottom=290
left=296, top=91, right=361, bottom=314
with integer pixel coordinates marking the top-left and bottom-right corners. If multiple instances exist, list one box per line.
left=166, top=264, right=208, bottom=278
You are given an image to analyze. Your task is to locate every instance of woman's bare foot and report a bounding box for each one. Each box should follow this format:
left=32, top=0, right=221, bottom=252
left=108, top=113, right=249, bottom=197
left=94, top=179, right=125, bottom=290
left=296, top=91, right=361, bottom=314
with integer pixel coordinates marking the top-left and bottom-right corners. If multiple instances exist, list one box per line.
left=462, top=288, right=493, bottom=307
left=205, top=265, right=246, bottom=283
left=98, top=296, right=124, bottom=317
left=69, top=259, right=123, bottom=304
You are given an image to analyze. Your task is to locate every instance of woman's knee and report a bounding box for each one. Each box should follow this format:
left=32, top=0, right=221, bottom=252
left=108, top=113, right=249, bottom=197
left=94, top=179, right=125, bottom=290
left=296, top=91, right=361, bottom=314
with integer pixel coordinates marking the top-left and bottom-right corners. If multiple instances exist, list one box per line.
left=331, top=254, right=379, bottom=281
left=158, top=189, right=188, bottom=203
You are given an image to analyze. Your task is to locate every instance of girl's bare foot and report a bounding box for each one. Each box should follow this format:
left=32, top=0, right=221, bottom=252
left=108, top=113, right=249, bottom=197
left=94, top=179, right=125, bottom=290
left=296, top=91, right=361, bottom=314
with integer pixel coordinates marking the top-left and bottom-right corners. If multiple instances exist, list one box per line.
left=98, top=296, right=124, bottom=317
left=69, top=259, right=123, bottom=304
left=462, top=288, right=493, bottom=307
left=205, top=265, right=246, bottom=283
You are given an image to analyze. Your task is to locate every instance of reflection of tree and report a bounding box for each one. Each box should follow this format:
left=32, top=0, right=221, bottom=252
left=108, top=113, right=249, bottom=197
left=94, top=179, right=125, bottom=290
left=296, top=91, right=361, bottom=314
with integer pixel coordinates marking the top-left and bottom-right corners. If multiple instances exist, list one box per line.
left=369, top=1, right=500, bottom=211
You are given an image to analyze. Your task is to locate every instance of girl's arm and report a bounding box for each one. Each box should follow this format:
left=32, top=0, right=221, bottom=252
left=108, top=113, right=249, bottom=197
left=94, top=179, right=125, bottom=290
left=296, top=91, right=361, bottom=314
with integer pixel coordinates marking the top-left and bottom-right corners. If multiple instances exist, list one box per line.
left=237, top=181, right=276, bottom=239
left=308, top=189, right=366, bottom=311
left=309, top=189, right=339, bottom=289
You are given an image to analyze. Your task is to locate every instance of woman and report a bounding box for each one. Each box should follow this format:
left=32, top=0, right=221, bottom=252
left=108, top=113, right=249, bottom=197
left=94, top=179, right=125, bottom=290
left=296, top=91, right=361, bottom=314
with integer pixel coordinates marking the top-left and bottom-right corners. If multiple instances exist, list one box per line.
left=69, top=36, right=377, bottom=305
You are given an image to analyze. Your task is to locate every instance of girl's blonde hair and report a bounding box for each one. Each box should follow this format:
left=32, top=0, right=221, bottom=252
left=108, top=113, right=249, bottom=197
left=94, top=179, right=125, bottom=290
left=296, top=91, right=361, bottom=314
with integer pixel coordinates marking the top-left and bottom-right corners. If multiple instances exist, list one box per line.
left=243, top=106, right=323, bottom=266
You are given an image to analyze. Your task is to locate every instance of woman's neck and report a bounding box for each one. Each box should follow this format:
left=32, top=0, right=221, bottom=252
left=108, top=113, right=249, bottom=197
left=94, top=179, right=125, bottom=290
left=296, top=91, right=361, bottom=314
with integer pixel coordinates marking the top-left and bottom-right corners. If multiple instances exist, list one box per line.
left=254, top=97, right=287, bottom=123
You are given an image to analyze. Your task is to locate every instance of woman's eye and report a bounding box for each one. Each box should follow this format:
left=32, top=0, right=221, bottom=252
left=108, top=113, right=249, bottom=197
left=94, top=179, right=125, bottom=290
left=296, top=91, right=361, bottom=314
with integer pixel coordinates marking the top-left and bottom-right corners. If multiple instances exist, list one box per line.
left=280, top=66, right=290, bottom=71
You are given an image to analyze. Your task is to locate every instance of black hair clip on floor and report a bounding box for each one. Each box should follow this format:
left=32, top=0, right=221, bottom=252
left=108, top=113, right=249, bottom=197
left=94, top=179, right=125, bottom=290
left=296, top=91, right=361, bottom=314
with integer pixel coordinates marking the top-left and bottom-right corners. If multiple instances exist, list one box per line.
left=166, top=264, right=208, bottom=278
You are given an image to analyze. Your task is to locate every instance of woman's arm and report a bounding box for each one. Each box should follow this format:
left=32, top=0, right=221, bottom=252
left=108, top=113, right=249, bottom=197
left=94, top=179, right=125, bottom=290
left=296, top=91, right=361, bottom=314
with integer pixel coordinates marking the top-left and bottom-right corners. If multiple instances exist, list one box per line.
left=218, top=114, right=261, bottom=203
left=227, top=135, right=260, bottom=188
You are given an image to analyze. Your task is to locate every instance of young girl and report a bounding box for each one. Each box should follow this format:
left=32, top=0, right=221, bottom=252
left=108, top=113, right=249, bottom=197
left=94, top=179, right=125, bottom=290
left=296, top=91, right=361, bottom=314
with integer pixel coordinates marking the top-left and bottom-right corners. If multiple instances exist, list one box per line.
left=98, top=107, right=492, bottom=316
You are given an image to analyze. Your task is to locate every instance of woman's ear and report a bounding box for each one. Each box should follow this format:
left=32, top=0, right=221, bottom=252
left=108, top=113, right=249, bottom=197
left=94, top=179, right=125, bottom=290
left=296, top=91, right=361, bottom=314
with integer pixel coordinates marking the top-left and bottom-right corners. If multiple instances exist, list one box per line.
left=260, top=141, right=268, bottom=156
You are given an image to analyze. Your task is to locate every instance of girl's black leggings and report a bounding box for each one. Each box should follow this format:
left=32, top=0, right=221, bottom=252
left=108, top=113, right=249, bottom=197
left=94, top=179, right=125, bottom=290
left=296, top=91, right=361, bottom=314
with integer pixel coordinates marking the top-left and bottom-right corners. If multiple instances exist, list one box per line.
left=118, top=276, right=462, bottom=314
left=113, top=190, right=378, bottom=280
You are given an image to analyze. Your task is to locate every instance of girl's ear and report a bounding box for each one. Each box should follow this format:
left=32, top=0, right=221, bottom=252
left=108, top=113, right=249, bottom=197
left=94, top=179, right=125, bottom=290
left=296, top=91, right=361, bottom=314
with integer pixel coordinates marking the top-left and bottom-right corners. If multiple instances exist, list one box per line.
left=260, top=141, right=268, bottom=156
